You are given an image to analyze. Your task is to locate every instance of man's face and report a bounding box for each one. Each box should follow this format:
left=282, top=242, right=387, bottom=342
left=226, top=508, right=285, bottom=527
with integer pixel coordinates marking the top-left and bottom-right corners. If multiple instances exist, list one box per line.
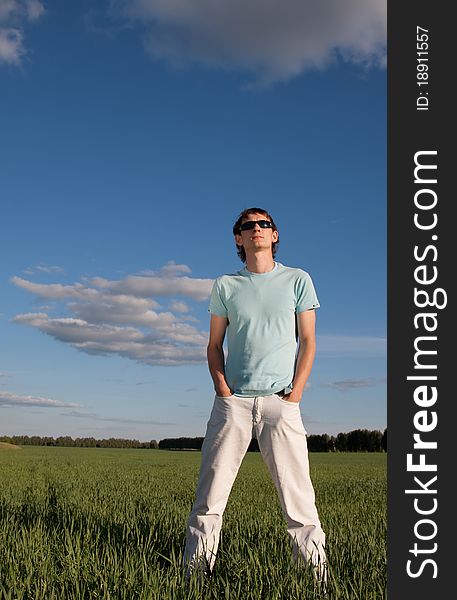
left=234, top=212, right=279, bottom=257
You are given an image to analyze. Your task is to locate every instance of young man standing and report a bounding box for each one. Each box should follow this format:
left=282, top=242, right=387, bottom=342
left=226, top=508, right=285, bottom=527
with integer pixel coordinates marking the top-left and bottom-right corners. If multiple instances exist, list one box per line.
left=184, top=207, right=327, bottom=584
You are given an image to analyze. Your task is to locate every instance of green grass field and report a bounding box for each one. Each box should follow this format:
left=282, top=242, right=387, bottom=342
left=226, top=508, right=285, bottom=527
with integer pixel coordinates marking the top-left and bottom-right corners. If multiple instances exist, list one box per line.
left=0, top=447, right=386, bottom=599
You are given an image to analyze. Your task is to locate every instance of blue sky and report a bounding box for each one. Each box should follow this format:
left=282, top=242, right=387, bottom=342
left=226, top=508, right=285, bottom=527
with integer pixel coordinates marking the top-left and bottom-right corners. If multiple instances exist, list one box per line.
left=1, top=0, right=386, bottom=441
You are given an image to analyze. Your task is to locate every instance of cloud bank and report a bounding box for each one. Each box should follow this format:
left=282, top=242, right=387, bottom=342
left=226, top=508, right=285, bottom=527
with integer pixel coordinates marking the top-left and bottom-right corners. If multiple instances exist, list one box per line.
left=0, top=391, right=81, bottom=408
left=11, top=261, right=386, bottom=367
left=110, top=0, right=386, bottom=84
left=11, top=262, right=213, bottom=367
left=63, top=410, right=175, bottom=426
left=23, top=264, right=65, bottom=275
left=317, top=335, right=386, bottom=357
left=325, top=378, right=378, bottom=392
left=2, top=1, right=386, bottom=80
left=0, top=0, right=44, bottom=65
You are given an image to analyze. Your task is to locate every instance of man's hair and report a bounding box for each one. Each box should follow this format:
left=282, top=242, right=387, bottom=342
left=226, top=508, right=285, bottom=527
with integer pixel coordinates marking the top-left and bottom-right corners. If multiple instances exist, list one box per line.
left=232, top=207, right=279, bottom=263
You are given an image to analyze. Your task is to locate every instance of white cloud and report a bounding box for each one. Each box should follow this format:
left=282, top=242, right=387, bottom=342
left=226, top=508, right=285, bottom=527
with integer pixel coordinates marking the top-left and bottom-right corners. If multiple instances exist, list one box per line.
left=63, top=410, right=175, bottom=426
left=0, top=0, right=44, bottom=23
left=22, top=264, right=65, bottom=276
left=169, top=300, right=189, bottom=313
left=90, top=273, right=212, bottom=301
left=0, top=27, right=23, bottom=64
left=0, top=1, right=17, bottom=21
left=34, top=264, right=65, bottom=274
left=13, top=313, right=145, bottom=343
left=317, top=335, right=386, bottom=357
left=324, top=378, right=377, bottom=391
left=0, top=0, right=44, bottom=65
left=137, top=261, right=192, bottom=277
left=68, top=294, right=163, bottom=324
left=26, top=0, right=44, bottom=20
left=11, top=277, right=99, bottom=299
left=158, top=260, right=192, bottom=277
left=109, top=0, right=386, bottom=85
left=13, top=263, right=212, bottom=303
left=0, top=390, right=82, bottom=408
left=11, top=264, right=386, bottom=368
left=11, top=263, right=211, bottom=366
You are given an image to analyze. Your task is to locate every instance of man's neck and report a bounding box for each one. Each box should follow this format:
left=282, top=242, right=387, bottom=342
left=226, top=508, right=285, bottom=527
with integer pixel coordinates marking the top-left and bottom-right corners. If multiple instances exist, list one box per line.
left=245, top=254, right=276, bottom=274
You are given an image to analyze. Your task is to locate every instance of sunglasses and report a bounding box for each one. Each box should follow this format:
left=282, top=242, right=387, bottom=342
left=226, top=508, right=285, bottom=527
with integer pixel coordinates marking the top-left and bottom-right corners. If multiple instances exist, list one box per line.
left=239, top=220, right=273, bottom=231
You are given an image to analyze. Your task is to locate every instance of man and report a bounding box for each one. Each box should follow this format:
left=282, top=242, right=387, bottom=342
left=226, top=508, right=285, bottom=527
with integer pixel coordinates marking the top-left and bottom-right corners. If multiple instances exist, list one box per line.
left=184, top=207, right=327, bottom=584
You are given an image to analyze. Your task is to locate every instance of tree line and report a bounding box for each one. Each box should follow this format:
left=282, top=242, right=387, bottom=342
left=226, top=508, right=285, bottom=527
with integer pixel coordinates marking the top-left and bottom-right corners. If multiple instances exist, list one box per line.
left=1, top=429, right=387, bottom=452
left=0, top=435, right=159, bottom=449
left=159, top=429, right=387, bottom=452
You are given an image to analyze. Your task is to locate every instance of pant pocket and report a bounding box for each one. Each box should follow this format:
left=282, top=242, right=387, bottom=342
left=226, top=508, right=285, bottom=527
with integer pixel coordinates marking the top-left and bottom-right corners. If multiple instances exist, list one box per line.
left=275, top=393, right=300, bottom=406
left=206, top=395, right=236, bottom=430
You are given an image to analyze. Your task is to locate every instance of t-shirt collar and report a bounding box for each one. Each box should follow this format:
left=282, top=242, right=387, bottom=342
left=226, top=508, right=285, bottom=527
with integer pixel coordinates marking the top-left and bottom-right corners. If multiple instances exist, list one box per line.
left=240, top=262, right=279, bottom=276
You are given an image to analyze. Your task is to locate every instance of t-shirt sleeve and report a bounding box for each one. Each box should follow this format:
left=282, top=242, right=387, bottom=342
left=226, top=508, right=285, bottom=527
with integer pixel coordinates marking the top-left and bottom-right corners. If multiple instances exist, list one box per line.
left=295, top=271, right=320, bottom=313
left=208, top=278, right=228, bottom=317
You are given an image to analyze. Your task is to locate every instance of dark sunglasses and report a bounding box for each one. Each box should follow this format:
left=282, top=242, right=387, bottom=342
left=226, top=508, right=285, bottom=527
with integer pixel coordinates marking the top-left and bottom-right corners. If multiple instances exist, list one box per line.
left=239, top=220, right=273, bottom=231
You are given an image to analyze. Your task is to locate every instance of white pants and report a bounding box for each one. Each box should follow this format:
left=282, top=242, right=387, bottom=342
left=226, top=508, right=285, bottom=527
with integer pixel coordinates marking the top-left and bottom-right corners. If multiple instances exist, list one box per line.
left=184, top=393, right=327, bottom=579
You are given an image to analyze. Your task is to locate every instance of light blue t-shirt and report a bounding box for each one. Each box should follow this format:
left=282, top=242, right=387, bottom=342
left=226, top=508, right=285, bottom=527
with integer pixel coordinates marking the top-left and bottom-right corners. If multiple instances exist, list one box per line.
left=208, top=262, right=320, bottom=397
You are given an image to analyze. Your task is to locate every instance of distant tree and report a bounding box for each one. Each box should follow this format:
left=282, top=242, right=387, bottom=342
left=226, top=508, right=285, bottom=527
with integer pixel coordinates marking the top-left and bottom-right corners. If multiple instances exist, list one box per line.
left=381, top=428, right=387, bottom=452
left=368, top=430, right=383, bottom=452
left=335, top=432, right=348, bottom=452
left=56, top=436, right=73, bottom=447
left=308, top=434, right=332, bottom=452
left=159, top=437, right=204, bottom=450
left=343, top=429, right=384, bottom=452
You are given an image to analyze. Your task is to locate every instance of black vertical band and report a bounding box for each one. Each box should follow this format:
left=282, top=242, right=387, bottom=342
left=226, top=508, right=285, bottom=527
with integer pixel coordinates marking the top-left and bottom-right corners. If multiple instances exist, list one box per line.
left=388, top=1, right=453, bottom=596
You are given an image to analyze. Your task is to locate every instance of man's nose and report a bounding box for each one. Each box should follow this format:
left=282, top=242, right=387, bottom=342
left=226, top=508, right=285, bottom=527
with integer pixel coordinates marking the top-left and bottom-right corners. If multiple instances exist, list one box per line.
left=253, top=222, right=261, bottom=231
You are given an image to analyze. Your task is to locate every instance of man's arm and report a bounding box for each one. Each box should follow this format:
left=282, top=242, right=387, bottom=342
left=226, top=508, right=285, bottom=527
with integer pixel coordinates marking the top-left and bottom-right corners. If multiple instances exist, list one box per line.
left=285, top=309, right=317, bottom=403
left=207, top=314, right=233, bottom=397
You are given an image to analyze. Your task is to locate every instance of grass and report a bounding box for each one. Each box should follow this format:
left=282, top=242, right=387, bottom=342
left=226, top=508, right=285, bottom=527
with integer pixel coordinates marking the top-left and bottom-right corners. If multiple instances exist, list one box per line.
left=0, top=448, right=386, bottom=599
